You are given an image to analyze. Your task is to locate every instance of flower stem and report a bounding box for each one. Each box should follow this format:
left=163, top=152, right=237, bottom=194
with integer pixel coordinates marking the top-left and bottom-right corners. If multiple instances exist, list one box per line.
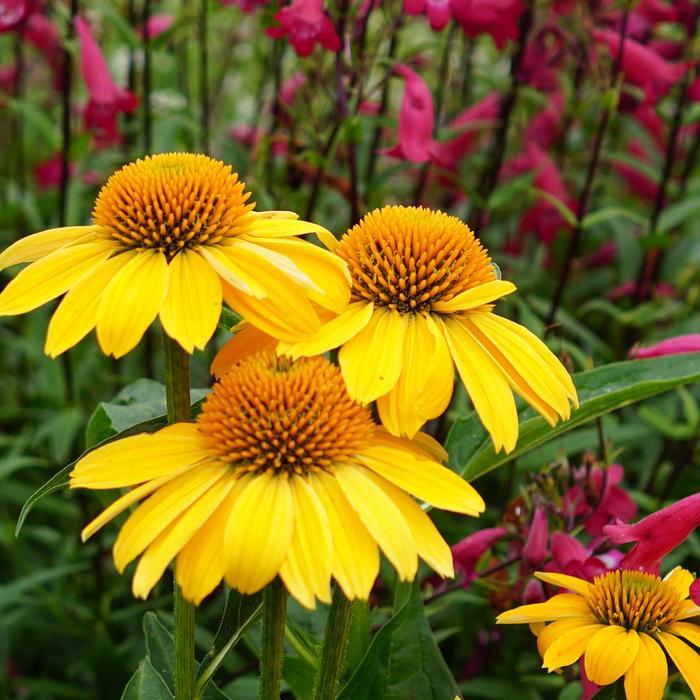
left=259, top=578, right=288, bottom=700
left=312, top=586, right=354, bottom=700
left=162, top=331, right=195, bottom=700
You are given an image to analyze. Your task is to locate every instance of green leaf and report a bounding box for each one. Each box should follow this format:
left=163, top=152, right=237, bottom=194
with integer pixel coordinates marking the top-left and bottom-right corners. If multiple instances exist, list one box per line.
left=338, top=583, right=460, bottom=700
left=447, top=353, right=700, bottom=481
left=143, top=613, right=175, bottom=692
left=14, top=464, right=74, bottom=536
left=0, top=563, right=89, bottom=612
left=658, top=196, right=700, bottom=234
left=581, top=206, right=649, bottom=230
left=121, top=658, right=173, bottom=700
left=195, top=589, right=263, bottom=697
left=86, top=379, right=209, bottom=448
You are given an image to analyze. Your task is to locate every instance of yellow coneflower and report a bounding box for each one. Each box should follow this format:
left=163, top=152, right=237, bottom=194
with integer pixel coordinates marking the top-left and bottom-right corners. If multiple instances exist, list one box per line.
left=497, top=568, right=700, bottom=699
left=213, top=205, right=577, bottom=452
left=70, top=352, right=484, bottom=608
left=0, top=153, right=349, bottom=357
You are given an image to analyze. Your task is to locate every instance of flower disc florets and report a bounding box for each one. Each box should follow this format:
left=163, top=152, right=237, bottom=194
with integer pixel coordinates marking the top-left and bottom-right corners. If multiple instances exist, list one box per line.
left=586, top=570, right=681, bottom=633
left=336, top=206, right=496, bottom=313
left=198, top=353, right=375, bottom=475
left=92, top=153, right=254, bottom=258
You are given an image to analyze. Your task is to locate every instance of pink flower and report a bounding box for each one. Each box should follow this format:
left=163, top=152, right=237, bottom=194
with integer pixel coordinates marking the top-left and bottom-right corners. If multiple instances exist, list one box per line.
left=138, top=13, right=174, bottom=39
left=75, top=17, right=138, bottom=146
left=220, top=0, right=271, bottom=10
left=452, top=0, right=524, bottom=49
left=0, top=0, right=30, bottom=32
left=604, top=492, right=700, bottom=571
left=522, top=506, right=549, bottom=565
left=21, top=12, right=63, bottom=88
left=381, top=64, right=434, bottom=164
left=593, top=28, right=686, bottom=101
left=635, top=0, right=677, bottom=25
left=404, top=0, right=453, bottom=31
left=452, top=527, right=507, bottom=585
left=522, top=578, right=545, bottom=604
left=267, top=0, right=341, bottom=58
left=584, top=464, right=638, bottom=536
left=524, top=92, right=563, bottom=149
left=691, top=578, right=700, bottom=605
left=33, top=153, right=75, bottom=189
left=629, top=334, right=700, bottom=359
left=545, top=533, right=618, bottom=583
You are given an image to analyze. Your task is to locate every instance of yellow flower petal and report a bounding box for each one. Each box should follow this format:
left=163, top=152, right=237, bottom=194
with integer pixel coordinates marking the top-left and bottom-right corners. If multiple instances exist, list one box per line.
left=132, top=475, right=235, bottom=599
left=339, top=307, right=408, bottom=403
left=244, top=217, right=333, bottom=240
left=678, top=600, right=700, bottom=620
left=536, top=618, right=598, bottom=658
left=224, top=471, right=295, bottom=594
left=159, top=249, right=222, bottom=353
left=0, top=241, right=113, bottom=316
left=199, top=245, right=267, bottom=298
left=334, top=464, right=418, bottom=581
left=442, top=317, right=519, bottom=453
left=584, top=626, right=639, bottom=685
left=45, top=254, right=126, bottom=357
left=242, top=236, right=350, bottom=312
left=0, top=225, right=98, bottom=270
left=175, top=487, right=242, bottom=605
left=542, top=623, right=604, bottom=671
left=96, top=249, right=170, bottom=358
left=357, top=444, right=484, bottom=516
left=211, top=323, right=278, bottom=378
left=432, top=280, right=517, bottom=313
left=312, top=471, right=379, bottom=601
left=623, top=632, right=667, bottom=700
left=70, top=423, right=207, bottom=489
left=535, top=572, right=593, bottom=596
left=669, top=621, right=700, bottom=647
left=113, top=462, right=229, bottom=572
left=279, top=477, right=333, bottom=609
left=280, top=301, right=374, bottom=359
left=657, top=631, right=700, bottom=698
left=363, top=470, right=454, bottom=578
left=496, top=593, right=593, bottom=624
left=663, top=566, right=695, bottom=599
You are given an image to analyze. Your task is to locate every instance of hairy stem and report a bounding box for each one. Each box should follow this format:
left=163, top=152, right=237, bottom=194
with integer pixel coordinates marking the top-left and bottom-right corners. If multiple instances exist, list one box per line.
left=259, top=578, right=288, bottom=700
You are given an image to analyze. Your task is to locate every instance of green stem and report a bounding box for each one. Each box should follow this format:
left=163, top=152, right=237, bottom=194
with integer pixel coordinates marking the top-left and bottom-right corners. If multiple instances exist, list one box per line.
left=259, top=578, right=288, bottom=700
left=162, top=331, right=195, bottom=700
left=312, top=586, right=354, bottom=700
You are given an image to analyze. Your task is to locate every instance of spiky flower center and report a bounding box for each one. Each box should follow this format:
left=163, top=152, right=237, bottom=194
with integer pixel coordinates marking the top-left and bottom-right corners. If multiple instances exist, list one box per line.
left=92, top=153, right=254, bottom=258
left=586, top=570, right=682, bottom=633
left=336, top=206, right=496, bottom=314
left=197, top=353, right=375, bottom=476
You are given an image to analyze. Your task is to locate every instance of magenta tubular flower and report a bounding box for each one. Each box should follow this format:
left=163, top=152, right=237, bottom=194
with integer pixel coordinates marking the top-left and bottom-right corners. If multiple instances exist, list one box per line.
left=34, top=153, right=76, bottom=189
left=584, top=464, right=637, bottom=536
left=138, top=13, right=174, bottom=39
left=524, top=92, right=563, bottom=149
left=522, top=506, right=549, bottom=565
left=74, top=17, right=138, bottom=146
left=267, top=0, right=341, bottom=57
left=452, top=0, right=523, bottom=49
left=691, top=578, right=700, bottom=605
left=452, top=527, right=507, bottom=585
left=593, top=28, right=686, bottom=101
left=403, top=0, right=452, bottom=31
left=546, top=532, right=614, bottom=582
left=629, top=334, right=700, bottom=359
left=604, top=492, right=700, bottom=571
left=380, top=64, right=434, bottom=164
left=635, top=0, right=678, bottom=25
left=0, top=0, right=30, bottom=32
left=21, top=12, right=63, bottom=88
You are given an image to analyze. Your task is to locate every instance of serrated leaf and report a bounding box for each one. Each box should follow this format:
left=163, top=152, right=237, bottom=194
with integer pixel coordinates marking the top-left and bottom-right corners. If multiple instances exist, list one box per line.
left=339, top=583, right=460, bottom=700
left=446, top=353, right=700, bottom=481
left=144, top=613, right=175, bottom=692
left=121, top=658, right=173, bottom=700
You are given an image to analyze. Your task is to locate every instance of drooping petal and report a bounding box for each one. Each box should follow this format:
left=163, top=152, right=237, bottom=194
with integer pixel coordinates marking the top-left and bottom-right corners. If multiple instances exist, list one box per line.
left=70, top=424, right=209, bottom=489
left=279, top=476, right=333, bottom=608
left=363, top=469, right=454, bottom=578
left=356, top=444, right=484, bottom=515
left=132, top=474, right=235, bottom=598
left=663, top=566, right=695, bottom=599
left=224, top=471, right=295, bottom=594
left=211, top=323, right=278, bottom=378
left=244, top=217, right=334, bottom=240
left=0, top=241, right=113, bottom=316
left=535, top=618, right=597, bottom=658
left=496, top=593, right=594, bottom=624
left=0, top=225, right=99, bottom=270
left=339, top=308, right=408, bottom=403
left=432, top=280, right=516, bottom=313
left=334, top=464, right=418, bottom=581
left=312, top=471, right=379, bottom=600
left=199, top=245, right=267, bottom=298
left=45, top=254, right=125, bottom=356
left=623, top=633, right=667, bottom=700
left=374, top=426, right=448, bottom=463
left=159, top=249, right=222, bottom=353
left=280, top=301, right=374, bottom=359
left=584, top=626, right=639, bottom=685
left=669, top=621, right=700, bottom=647
left=113, top=462, right=229, bottom=572
left=657, top=632, right=700, bottom=697
left=543, top=623, right=605, bottom=671
left=96, top=249, right=170, bottom=358
left=442, top=316, right=519, bottom=453
left=535, top=572, right=593, bottom=596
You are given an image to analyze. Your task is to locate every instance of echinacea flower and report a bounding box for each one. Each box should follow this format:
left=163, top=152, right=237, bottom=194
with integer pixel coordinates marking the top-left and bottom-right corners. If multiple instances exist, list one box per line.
left=0, top=152, right=349, bottom=357
left=215, top=206, right=577, bottom=451
left=70, top=352, right=484, bottom=608
left=497, top=568, right=700, bottom=698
